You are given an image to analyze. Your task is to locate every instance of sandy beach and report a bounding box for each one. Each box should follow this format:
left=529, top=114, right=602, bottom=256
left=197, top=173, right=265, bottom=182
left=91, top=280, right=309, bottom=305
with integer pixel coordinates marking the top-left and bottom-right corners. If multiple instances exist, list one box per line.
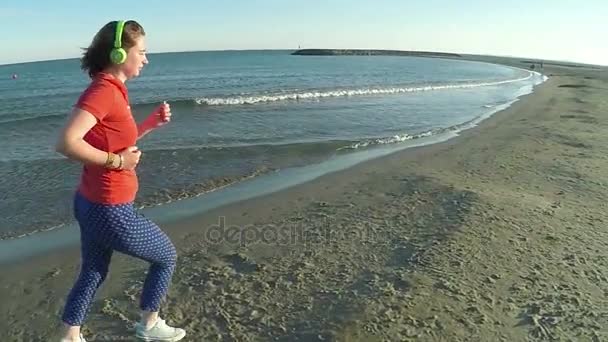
left=1, top=57, right=607, bottom=341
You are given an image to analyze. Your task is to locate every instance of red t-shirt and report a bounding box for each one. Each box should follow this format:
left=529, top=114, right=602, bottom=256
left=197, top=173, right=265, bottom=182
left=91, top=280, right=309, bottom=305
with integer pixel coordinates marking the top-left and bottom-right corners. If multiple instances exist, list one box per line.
left=76, top=73, right=139, bottom=204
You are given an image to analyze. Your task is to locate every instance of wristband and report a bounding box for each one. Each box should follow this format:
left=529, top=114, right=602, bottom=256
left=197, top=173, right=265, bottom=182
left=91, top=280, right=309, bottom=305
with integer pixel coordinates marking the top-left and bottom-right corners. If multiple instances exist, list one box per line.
left=104, top=152, right=116, bottom=169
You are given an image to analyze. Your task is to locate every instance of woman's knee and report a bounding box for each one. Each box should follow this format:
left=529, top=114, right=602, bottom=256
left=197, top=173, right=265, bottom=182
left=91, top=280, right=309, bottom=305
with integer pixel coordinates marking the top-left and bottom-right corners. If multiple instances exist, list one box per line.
left=79, top=262, right=110, bottom=286
left=162, top=242, right=177, bottom=267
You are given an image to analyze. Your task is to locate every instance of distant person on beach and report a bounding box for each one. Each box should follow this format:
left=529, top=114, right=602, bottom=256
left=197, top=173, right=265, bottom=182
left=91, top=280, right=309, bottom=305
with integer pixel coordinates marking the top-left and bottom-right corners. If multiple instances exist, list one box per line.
left=54, top=20, right=185, bottom=342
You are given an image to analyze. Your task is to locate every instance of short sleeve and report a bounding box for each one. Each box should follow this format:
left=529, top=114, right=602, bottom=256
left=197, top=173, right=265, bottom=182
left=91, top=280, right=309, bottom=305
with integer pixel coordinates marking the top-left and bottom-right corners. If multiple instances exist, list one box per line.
left=75, top=82, right=115, bottom=121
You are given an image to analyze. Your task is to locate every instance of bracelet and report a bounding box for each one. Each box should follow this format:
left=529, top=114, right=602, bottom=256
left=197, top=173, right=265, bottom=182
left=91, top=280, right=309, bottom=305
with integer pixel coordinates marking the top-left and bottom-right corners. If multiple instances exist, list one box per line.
left=104, top=152, right=116, bottom=169
left=117, top=154, right=124, bottom=170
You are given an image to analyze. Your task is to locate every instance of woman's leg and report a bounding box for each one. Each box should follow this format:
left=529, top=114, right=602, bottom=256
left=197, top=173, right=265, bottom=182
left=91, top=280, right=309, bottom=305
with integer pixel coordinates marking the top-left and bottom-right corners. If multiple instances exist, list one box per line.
left=60, top=193, right=114, bottom=339
left=108, top=207, right=177, bottom=318
left=61, top=237, right=113, bottom=335
left=106, top=207, right=184, bottom=340
left=61, top=196, right=181, bottom=339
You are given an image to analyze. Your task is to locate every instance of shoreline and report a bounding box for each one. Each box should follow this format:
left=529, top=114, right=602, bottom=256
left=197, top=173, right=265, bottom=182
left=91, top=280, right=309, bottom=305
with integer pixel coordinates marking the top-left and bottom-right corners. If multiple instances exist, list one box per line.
left=0, top=56, right=539, bottom=242
left=0, top=67, right=543, bottom=263
left=2, top=57, right=607, bottom=341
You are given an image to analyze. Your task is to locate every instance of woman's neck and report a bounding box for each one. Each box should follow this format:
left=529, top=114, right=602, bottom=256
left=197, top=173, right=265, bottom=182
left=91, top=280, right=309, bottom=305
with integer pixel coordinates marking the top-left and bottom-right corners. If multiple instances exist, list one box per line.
left=101, top=67, right=127, bottom=83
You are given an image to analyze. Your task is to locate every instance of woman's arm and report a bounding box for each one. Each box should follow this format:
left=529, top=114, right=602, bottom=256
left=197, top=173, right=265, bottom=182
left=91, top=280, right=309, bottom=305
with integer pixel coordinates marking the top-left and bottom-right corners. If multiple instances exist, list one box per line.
left=55, top=107, right=118, bottom=168
left=136, top=122, right=155, bottom=140
left=136, top=101, right=172, bottom=140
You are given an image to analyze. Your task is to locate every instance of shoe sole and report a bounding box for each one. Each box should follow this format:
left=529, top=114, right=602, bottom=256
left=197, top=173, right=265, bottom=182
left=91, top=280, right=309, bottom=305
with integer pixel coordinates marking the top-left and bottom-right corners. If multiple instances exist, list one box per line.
left=135, top=330, right=186, bottom=341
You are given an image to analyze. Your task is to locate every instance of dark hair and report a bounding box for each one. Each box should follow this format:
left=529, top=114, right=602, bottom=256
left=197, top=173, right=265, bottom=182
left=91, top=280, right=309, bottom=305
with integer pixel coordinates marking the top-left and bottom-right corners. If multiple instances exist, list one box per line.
left=81, top=20, right=146, bottom=78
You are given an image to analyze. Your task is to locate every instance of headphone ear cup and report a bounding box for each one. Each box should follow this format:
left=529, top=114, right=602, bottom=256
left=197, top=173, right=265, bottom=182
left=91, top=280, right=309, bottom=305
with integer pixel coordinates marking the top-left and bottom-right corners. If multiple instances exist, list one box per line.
left=110, top=48, right=127, bottom=64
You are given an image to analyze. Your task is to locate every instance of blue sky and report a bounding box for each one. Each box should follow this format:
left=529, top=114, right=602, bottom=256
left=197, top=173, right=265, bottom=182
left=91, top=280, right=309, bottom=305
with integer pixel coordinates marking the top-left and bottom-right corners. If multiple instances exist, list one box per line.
left=1, top=0, right=606, bottom=65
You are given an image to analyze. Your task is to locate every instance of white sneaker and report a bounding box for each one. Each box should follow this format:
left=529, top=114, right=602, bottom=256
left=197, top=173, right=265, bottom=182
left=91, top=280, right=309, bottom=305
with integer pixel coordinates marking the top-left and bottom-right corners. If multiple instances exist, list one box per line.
left=60, top=334, right=86, bottom=342
left=135, top=318, right=186, bottom=341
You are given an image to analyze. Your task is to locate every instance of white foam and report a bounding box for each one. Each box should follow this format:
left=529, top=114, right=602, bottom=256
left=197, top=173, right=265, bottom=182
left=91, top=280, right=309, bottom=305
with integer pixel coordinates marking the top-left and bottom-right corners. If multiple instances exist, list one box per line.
left=195, top=74, right=533, bottom=106
left=340, top=70, right=547, bottom=151
left=338, top=130, right=441, bottom=150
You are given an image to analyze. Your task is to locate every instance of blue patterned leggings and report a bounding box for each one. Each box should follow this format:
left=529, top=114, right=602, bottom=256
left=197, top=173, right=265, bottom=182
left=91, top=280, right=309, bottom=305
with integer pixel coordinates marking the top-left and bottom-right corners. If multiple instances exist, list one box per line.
left=62, top=192, right=177, bottom=326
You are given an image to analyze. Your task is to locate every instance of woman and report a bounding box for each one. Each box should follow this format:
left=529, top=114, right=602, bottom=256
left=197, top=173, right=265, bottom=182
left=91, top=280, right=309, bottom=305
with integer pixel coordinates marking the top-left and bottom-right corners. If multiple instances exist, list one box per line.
left=56, top=20, right=186, bottom=342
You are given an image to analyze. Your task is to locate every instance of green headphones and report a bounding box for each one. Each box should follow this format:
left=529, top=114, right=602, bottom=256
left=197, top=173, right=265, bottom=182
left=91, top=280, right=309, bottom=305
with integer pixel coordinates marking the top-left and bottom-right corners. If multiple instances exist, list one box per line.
left=110, top=20, right=127, bottom=64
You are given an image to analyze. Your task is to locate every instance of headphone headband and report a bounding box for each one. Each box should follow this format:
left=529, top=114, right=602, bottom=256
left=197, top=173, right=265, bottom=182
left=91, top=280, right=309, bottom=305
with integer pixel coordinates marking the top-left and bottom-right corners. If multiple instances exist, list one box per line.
left=110, top=20, right=128, bottom=64
left=114, top=20, right=125, bottom=49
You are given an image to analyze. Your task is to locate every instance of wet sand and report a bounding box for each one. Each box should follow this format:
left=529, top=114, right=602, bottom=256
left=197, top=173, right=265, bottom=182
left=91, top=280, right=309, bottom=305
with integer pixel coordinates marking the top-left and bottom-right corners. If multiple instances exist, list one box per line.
left=1, top=58, right=607, bottom=341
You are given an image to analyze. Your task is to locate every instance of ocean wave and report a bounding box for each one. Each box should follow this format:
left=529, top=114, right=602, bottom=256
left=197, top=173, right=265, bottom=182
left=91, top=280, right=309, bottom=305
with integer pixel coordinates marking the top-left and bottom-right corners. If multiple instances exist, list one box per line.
left=0, top=223, right=67, bottom=241
left=337, top=131, right=431, bottom=150
left=0, top=112, right=67, bottom=126
left=193, top=74, right=533, bottom=106
left=338, top=112, right=490, bottom=150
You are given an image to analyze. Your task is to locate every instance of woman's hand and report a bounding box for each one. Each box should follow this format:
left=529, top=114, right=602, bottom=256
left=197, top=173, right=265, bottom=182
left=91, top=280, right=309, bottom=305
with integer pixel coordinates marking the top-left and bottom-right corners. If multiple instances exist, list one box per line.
left=138, top=101, right=172, bottom=139
left=147, top=101, right=171, bottom=127
left=117, top=146, right=142, bottom=170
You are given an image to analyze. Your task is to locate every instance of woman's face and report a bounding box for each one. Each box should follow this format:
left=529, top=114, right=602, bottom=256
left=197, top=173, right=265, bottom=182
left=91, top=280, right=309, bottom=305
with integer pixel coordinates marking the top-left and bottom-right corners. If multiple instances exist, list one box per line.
left=122, top=36, right=148, bottom=79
